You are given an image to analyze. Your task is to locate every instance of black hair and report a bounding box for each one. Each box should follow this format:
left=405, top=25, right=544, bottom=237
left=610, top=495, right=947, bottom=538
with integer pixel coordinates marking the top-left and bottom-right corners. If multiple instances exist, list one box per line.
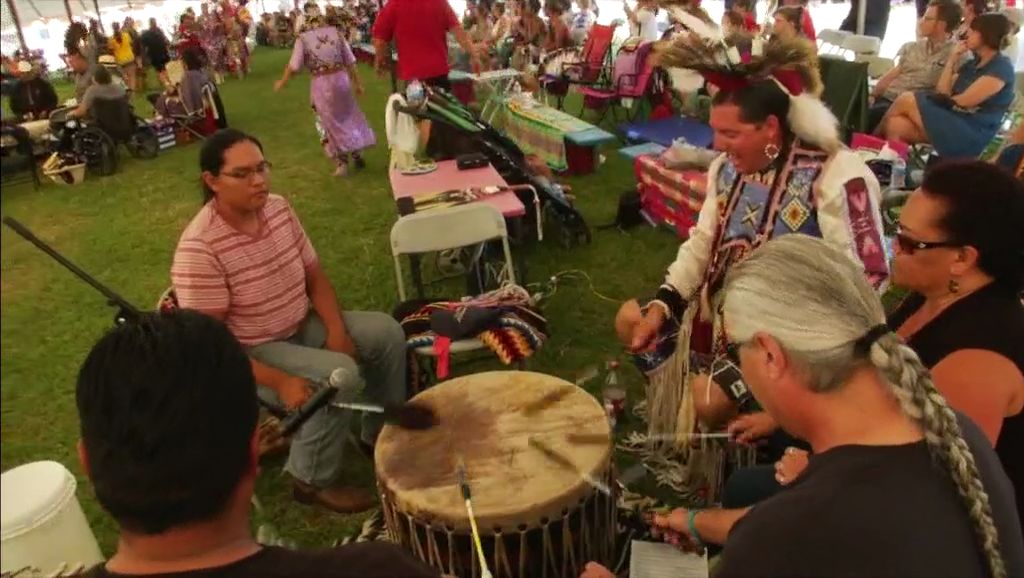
left=199, top=129, right=264, bottom=203
left=76, top=310, right=258, bottom=535
left=93, top=66, right=112, bottom=85
left=182, top=48, right=203, bottom=71
left=964, top=0, right=989, bottom=18
left=970, top=12, right=1012, bottom=50
left=712, top=79, right=792, bottom=130
left=928, top=0, right=964, bottom=33
left=922, top=161, right=1024, bottom=293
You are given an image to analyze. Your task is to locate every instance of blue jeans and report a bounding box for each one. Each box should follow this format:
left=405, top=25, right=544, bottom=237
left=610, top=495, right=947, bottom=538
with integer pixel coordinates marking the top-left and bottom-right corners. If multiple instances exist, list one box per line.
left=249, top=311, right=407, bottom=488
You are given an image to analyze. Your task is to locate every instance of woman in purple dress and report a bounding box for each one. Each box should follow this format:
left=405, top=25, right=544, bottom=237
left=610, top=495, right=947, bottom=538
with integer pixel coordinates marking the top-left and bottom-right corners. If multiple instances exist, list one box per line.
left=274, top=2, right=375, bottom=176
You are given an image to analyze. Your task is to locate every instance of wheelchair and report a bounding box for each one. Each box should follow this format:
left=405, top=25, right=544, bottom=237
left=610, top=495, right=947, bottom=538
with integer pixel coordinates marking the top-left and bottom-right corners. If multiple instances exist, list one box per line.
left=48, top=97, right=160, bottom=177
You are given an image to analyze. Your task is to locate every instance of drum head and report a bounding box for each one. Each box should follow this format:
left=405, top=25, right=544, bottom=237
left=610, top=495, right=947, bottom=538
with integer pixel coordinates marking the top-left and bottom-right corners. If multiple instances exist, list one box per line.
left=375, top=371, right=611, bottom=533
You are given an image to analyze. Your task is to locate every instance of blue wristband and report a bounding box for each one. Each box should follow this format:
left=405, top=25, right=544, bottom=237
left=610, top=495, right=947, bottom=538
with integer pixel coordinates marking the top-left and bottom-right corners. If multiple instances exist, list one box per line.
left=687, top=508, right=705, bottom=548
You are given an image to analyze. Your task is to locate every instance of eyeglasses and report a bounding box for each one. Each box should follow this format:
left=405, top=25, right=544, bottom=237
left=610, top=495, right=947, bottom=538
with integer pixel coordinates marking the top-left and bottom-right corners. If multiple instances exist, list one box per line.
left=894, top=226, right=960, bottom=255
left=220, top=160, right=272, bottom=181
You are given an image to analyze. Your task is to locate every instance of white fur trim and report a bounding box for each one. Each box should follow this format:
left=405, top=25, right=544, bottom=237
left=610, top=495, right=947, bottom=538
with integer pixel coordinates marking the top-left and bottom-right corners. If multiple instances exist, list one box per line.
left=787, top=92, right=842, bottom=153
left=667, top=6, right=722, bottom=42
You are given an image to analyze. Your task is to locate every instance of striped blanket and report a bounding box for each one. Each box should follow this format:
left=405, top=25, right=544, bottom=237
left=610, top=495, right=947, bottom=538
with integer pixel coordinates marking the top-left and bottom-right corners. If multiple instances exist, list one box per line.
left=634, top=154, right=706, bottom=238
left=500, top=100, right=594, bottom=171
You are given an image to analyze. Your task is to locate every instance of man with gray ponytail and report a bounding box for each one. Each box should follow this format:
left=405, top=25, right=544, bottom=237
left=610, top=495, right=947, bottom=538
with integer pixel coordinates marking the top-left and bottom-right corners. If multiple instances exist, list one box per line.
left=660, top=235, right=1022, bottom=578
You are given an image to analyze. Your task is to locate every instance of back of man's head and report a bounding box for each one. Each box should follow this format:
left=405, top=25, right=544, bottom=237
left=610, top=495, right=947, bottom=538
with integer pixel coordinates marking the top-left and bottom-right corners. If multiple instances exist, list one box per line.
left=929, top=0, right=964, bottom=35
left=76, top=310, right=258, bottom=535
left=93, top=66, right=112, bottom=85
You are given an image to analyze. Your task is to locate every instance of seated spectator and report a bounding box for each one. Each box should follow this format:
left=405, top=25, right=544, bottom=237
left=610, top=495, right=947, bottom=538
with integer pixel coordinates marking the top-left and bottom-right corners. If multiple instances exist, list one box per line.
left=956, top=0, right=988, bottom=41
left=76, top=310, right=440, bottom=578
left=180, top=47, right=212, bottom=115
left=996, top=121, right=1024, bottom=176
left=568, top=0, right=596, bottom=44
left=770, top=6, right=809, bottom=41
left=68, top=66, right=127, bottom=120
left=731, top=0, right=759, bottom=33
left=888, top=161, right=1024, bottom=525
left=720, top=10, right=745, bottom=37
left=171, top=130, right=408, bottom=514
left=624, top=0, right=661, bottom=42
left=67, top=49, right=96, bottom=102
left=543, top=0, right=572, bottom=50
left=782, top=0, right=815, bottom=41
left=869, top=0, right=962, bottom=132
left=510, top=0, right=546, bottom=70
left=877, top=13, right=1016, bottom=159
left=8, top=60, right=57, bottom=121
left=581, top=235, right=1024, bottom=578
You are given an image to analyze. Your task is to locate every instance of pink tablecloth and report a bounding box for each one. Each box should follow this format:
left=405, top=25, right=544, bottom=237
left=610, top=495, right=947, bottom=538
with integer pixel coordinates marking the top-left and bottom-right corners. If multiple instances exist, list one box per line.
left=389, top=161, right=526, bottom=218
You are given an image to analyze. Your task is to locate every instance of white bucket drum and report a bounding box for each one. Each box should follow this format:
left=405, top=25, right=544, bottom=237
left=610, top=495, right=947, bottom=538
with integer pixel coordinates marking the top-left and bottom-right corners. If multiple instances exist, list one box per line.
left=1, top=461, right=104, bottom=575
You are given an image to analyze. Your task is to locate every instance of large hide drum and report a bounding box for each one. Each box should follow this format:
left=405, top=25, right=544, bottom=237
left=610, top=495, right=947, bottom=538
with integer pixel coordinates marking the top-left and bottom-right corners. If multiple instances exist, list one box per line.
left=375, top=371, right=615, bottom=578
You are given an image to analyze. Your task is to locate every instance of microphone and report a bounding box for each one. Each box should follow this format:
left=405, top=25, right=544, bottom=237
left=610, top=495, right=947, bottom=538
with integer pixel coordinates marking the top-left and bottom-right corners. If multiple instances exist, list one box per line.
left=277, top=368, right=361, bottom=437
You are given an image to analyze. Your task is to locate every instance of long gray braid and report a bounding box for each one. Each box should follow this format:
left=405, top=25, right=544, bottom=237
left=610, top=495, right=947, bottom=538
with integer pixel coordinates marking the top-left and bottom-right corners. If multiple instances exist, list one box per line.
left=869, top=334, right=1006, bottom=578
left=723, top=234, right=1005, bottom=578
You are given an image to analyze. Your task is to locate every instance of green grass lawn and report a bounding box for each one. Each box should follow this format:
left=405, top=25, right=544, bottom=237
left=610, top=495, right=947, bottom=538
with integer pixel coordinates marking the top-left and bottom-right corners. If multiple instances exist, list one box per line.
left=0, top=47, right=679, bottom=551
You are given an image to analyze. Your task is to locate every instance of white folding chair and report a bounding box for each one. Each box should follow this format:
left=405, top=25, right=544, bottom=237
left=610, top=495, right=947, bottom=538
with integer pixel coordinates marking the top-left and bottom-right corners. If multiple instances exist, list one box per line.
left=867, top=55, right=896, bottom=79
left=817, top=29, right=850, bottom=55
left=842, top=34, right=882, bottom=62
left=390, top=202, right=517, bottom=358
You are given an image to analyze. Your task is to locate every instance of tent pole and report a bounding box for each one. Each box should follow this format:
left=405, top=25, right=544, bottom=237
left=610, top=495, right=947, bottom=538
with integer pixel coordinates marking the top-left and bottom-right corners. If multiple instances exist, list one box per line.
left=64, top=0, right=75, bottom=23
left=4, top=0, right=30, bottom=55
left=93, top=0, right=104, bottom=31
left=857, top=0, right=867, bottom=35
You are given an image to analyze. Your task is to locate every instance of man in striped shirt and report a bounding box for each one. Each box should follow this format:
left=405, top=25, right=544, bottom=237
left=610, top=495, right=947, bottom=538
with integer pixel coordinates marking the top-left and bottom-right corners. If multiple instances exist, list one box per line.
left=171, top=129, right=406, bottom=513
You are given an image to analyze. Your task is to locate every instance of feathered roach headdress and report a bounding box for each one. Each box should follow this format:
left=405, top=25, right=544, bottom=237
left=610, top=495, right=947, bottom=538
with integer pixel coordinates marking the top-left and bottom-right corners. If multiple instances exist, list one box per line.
left=655, top=4, right=841, bottom=152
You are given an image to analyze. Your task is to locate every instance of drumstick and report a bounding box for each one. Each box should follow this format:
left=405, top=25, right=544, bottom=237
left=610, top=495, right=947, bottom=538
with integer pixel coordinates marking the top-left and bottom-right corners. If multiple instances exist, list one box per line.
left=528, top=437, right=612, bottom=496
left=330, top=400, right=439, bottom=430
left=456, top=458, right=493, bottom=578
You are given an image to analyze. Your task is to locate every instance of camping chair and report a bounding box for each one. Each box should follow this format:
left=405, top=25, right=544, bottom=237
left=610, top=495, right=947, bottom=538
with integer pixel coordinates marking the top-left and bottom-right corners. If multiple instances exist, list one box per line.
left=819, top=55, right=870, bottom=139
left=577, top=41, right=658, bottom=124
left=540, top=23, right=617, bottom=109
left=390, top=203, right=518, bottom=369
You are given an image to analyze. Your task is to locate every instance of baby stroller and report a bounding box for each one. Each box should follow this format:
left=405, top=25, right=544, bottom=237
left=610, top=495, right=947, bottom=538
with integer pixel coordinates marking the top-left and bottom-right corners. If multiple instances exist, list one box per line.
left=409, top=86, right=591, bottom=249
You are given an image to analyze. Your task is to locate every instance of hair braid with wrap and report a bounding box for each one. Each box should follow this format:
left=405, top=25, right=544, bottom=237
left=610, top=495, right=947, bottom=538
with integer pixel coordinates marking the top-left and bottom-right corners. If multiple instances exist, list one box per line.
left=722, top=235, right=1005, bottom=578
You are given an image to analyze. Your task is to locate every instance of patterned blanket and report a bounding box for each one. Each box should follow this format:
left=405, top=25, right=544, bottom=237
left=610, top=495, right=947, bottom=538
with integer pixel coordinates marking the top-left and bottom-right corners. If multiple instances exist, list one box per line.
left=500, top=100, right=595, bottom=171
left=634, top=154, right=706, bottom=238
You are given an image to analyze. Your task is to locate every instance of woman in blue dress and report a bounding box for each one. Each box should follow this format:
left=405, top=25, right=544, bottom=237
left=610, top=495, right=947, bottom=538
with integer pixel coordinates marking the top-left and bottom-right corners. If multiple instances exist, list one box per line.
left=877, top=13, right=1016, bottom=159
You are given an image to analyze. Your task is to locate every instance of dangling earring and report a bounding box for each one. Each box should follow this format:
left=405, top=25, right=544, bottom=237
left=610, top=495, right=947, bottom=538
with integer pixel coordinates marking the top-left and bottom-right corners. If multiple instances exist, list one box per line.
left=948, top=279, right=960, bottom=294
left=764, top=143, right=780, bottom=161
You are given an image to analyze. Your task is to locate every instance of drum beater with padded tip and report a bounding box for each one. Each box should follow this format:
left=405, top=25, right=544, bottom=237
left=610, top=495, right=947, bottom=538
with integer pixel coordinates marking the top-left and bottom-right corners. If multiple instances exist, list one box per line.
left=456, top=458, right=493, bottom=578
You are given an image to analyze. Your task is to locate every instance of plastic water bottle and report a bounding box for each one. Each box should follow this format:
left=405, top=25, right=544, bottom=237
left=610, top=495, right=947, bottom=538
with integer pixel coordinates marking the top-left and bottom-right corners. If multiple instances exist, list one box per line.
left=602, top=360, right=625, bottom=430
left=891, top=157, right=906, bottom=190
left=406, top=79, right=424, bottom=106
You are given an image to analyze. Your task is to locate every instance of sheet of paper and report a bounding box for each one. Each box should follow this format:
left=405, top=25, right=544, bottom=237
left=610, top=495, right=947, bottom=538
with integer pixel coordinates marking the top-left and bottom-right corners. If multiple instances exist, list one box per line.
left=630, top=539, right=709, bottom=578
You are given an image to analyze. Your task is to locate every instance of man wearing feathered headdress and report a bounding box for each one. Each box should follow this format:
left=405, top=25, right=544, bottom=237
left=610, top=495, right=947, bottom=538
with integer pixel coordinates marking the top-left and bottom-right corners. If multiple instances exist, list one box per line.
left=617, top=25, right=890, bottom=459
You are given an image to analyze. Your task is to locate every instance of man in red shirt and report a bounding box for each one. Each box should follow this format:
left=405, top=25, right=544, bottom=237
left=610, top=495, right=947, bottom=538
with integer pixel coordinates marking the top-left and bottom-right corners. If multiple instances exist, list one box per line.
left=371, top=0, right=479, bottom=89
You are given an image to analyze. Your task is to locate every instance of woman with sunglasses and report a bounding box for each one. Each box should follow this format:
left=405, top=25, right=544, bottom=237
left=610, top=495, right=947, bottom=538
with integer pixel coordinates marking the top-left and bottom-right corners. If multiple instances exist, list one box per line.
left=887, top=160, right=1024, bottom=522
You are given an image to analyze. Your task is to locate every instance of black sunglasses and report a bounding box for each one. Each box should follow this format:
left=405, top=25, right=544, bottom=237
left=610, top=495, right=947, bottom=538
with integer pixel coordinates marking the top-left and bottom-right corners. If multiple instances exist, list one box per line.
left=894, top=226, right=960, bottom=255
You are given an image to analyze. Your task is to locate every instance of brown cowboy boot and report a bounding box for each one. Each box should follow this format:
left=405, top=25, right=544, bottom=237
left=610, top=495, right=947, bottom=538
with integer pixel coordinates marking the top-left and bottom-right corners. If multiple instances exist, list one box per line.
left=292, top=479, right=377, bottom=514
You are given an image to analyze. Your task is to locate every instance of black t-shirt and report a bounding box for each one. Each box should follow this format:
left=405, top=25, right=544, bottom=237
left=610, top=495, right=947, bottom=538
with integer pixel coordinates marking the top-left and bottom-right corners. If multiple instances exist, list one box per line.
left=716, top=414, right=1024, bottom=578
left=139, top=28, right=170, bottom=65
left=83, top=543, right=440, bottom=578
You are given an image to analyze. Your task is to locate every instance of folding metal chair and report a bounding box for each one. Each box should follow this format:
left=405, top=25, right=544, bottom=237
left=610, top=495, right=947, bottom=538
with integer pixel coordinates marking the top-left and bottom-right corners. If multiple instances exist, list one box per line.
left=390, top=203, right=517, bottom=360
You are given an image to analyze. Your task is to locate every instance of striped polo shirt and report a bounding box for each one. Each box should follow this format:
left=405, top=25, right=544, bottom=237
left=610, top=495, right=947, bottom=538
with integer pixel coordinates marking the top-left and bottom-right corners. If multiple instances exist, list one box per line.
left=171, top=194, right=318, bottom=347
